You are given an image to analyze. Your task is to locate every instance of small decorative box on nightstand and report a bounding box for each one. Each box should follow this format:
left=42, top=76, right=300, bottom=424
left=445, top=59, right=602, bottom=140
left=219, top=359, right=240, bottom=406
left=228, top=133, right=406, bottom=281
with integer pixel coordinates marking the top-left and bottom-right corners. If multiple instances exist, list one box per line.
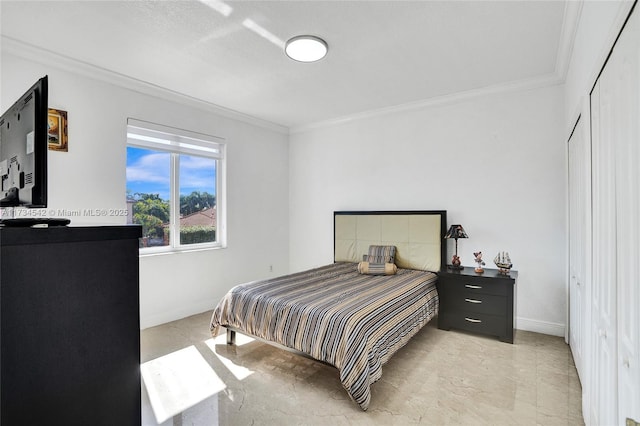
left=436, top=267, right=517, bottom=343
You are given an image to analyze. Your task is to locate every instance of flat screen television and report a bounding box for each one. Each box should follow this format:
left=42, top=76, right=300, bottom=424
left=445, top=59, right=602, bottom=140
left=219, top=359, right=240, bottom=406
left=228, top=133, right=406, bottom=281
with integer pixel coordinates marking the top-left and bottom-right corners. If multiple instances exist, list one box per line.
left=0, top=75, right=48, bottom=208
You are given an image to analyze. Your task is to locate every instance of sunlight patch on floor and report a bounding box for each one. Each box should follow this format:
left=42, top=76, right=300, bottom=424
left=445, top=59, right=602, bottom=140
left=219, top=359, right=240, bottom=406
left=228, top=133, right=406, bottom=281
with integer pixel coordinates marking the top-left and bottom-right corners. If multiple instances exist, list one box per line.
left=205, top=338, right=255, bottom=380
left=141, top=346, right=226, bottom=424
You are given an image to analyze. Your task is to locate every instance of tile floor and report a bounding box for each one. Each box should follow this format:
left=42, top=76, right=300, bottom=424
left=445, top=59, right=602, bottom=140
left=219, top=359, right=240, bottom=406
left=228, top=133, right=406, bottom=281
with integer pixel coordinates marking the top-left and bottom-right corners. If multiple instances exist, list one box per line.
left=140, top=311, right=584, bottom=425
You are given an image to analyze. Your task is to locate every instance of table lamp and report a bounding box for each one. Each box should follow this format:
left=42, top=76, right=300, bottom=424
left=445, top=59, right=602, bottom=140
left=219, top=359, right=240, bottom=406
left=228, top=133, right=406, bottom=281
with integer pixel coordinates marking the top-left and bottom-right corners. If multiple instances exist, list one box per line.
left=444, top=224, right=468, bottom=270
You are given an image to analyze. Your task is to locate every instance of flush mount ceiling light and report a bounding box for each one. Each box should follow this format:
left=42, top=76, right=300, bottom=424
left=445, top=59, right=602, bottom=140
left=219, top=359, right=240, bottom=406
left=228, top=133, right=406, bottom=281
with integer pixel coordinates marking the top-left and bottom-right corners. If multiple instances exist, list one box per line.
left=285, top=35, right=328, bottom=62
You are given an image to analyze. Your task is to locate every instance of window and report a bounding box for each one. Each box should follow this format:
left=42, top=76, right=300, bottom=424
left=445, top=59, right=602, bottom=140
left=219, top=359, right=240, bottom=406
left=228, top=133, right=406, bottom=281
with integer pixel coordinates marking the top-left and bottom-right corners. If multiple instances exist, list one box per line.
left=126, top=119, right=225, bottom=252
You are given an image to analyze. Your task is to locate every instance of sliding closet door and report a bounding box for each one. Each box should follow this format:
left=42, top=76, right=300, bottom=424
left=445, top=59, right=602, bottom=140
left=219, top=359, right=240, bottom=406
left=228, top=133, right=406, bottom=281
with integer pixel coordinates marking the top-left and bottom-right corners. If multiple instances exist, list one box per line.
left=568, top=115, right=590, bottom=383
left=613, top=7, right=640, bottom=423
left=590, top=5, right=640, bottom=424
left=590, top=68, right=618, bottom=426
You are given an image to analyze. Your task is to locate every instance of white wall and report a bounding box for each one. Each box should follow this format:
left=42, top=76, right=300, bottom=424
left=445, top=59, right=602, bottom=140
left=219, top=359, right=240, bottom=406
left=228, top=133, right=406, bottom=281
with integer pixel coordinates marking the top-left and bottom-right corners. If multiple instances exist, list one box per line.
left=1, top=52, right=290, bottom=329
left=290, top=85, right=566, bottom=335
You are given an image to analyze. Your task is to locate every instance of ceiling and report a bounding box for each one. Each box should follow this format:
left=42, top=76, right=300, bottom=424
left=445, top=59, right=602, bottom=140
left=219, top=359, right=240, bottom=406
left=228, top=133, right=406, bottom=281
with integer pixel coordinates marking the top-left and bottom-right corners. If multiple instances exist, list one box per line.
left=0, top=1, right=569, bottom=130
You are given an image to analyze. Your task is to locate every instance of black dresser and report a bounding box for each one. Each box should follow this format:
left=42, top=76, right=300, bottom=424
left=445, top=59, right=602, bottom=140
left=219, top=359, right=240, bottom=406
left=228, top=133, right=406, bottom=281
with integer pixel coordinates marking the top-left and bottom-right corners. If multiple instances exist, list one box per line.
left=437, top=267, right=517, bottom=343
left=0, top=225, right=142, bottom=425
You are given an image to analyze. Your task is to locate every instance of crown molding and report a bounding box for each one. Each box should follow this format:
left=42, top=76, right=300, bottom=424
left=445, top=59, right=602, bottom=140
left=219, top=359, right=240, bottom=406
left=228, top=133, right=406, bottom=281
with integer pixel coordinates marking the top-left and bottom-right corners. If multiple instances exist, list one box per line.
left=1, top=36, right=289, bottom=135
left=4, top=0, right=592, bottom=139
left=288, top=1, right=586, bottom=135
left=290, top=73, right=564, bottom=135
left=555, top=0, right=583, bottom=81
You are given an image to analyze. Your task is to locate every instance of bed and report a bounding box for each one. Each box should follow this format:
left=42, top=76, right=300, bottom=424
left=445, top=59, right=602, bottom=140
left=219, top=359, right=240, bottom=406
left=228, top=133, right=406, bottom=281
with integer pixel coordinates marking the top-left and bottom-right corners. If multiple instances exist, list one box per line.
left=210, top=210, right=446, bottom=410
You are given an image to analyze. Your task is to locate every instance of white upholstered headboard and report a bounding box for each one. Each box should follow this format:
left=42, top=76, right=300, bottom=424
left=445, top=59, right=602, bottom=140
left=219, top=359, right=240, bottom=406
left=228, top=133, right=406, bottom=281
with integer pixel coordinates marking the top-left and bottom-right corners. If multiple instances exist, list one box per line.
left=334, top=211, right=447, bottom=272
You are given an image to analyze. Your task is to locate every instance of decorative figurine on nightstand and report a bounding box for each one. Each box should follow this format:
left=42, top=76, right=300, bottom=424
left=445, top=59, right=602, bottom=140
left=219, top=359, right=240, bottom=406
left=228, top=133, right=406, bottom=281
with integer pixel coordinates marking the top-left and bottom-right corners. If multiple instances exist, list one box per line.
left=494, top=252, right=513, bottom=274
left=473, top=251, right=485, bottom=273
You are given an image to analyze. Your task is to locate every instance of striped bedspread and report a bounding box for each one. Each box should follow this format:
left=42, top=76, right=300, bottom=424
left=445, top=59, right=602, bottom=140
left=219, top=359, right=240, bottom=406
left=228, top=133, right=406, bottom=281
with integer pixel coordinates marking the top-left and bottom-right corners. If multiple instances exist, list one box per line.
left=210, top=262, right=439, bottom=410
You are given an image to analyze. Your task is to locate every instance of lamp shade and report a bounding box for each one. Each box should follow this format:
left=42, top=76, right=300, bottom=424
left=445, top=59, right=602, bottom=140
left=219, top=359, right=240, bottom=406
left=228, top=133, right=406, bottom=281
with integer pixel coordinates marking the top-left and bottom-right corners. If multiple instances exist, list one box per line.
left=444, top=224, right=468, bottom=239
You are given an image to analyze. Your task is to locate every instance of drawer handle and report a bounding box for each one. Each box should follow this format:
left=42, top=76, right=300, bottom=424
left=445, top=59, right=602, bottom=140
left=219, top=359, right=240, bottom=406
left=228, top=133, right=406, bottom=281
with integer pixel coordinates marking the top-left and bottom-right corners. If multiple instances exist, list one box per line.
left=465, top=284, right=482, bottom=289
left=465, top=298, right=482, bottom=304
left=465, top=317, right=482, bottom=323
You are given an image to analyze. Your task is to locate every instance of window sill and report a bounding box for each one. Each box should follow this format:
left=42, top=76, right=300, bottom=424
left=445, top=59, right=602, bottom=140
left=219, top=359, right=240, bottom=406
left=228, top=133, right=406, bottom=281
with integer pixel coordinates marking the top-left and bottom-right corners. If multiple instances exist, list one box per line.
left=138, top=244, right=226, bottom=258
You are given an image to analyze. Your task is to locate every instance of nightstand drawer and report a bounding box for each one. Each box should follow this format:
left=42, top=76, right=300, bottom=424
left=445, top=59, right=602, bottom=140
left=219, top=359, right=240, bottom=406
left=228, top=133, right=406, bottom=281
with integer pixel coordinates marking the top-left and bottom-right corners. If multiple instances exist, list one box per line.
left=443, top=292, right=507, bottom=316
left=441, top=277, right=509, bottom=297
left=442, top=311, right=506, bottom=337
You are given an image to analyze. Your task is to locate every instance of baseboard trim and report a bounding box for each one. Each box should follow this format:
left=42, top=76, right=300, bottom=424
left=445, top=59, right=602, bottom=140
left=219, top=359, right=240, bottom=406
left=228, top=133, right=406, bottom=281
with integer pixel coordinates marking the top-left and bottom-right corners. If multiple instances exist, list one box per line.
left=140, top=298, right=217, bottom=330
left=141, top=305, right=567, bottom=337
left=516, top=316, right=566, bottom=337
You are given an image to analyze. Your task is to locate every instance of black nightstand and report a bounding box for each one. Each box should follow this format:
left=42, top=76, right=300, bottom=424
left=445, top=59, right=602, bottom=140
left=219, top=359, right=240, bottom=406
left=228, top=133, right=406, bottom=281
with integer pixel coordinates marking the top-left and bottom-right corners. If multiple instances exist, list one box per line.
left=436, top=267, right=517, bottom=343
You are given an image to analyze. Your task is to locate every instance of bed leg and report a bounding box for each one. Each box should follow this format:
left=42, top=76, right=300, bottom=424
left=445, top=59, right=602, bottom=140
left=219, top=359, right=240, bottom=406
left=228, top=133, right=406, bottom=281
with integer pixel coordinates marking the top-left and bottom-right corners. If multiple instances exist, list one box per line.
left=226, top=329, right=236, bottom=345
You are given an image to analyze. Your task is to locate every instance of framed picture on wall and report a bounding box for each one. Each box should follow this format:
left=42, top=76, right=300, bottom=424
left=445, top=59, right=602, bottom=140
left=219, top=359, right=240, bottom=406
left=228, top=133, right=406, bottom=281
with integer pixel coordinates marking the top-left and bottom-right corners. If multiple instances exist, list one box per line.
left=48, top=108, right=68, bottom=152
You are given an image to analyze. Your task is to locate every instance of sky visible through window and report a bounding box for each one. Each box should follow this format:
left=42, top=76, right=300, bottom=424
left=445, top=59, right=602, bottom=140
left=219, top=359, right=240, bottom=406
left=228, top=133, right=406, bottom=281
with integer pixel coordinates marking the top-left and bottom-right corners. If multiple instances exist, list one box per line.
left=126, top=147, right=216, bottom=200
